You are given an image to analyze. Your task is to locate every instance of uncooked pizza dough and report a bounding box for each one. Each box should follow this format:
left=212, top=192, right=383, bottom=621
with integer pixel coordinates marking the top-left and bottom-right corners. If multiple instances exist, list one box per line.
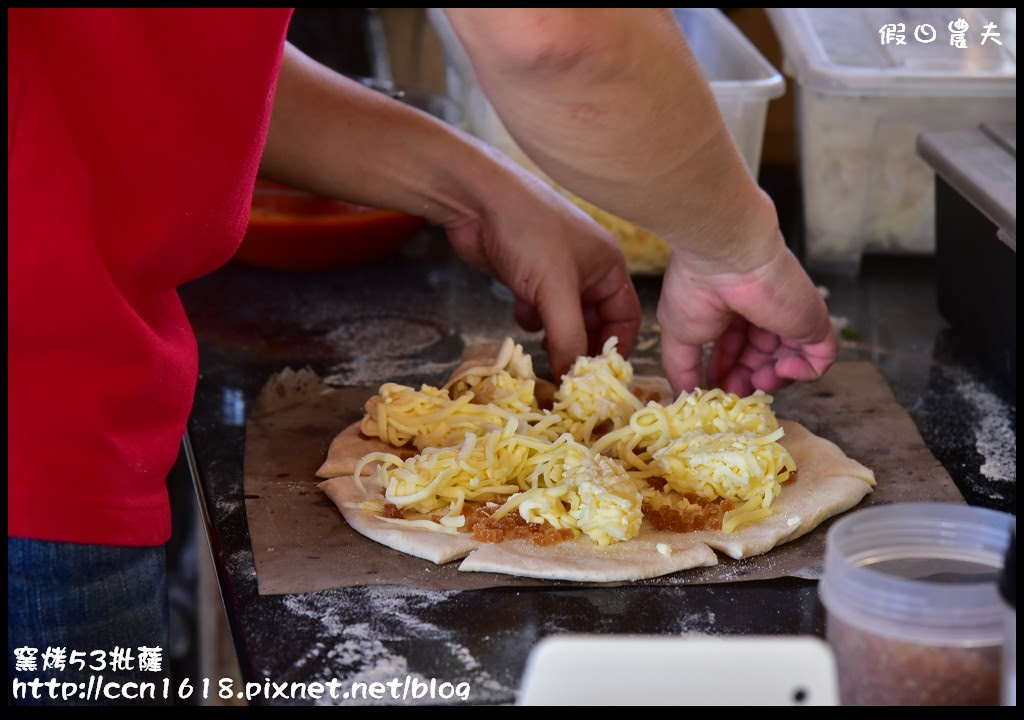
left=315, top=341, right=876, bottom=583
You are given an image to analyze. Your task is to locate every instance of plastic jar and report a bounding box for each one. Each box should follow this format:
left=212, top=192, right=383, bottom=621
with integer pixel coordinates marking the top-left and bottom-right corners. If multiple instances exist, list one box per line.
left=819, top=502, right=1014, bottom=706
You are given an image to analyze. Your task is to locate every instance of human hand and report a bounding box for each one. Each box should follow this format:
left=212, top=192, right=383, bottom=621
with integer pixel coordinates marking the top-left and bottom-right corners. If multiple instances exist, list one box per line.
left=440, top=169, right=641, bottom=380
left=261, top=44, right=640, bottom=379
left=657, top=241, right=837, bottom=397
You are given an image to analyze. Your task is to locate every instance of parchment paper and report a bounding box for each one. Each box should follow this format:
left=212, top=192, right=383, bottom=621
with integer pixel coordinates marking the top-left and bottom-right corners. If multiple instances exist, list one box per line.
left=243, top=362, right=964, bottom=595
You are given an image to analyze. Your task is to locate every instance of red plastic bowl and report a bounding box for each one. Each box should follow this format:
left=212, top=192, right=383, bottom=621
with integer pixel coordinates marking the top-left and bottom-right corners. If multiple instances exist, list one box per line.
left=234, top=181, right=427, bottom=271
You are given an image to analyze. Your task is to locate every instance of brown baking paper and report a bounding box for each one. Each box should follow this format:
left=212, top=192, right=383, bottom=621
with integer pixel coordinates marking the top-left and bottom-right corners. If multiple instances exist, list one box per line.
left=243, top=362, right=964, bottom=595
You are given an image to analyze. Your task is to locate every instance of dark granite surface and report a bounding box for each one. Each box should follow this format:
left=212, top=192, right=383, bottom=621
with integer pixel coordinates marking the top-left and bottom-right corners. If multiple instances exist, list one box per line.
left=179, top=227, right=1015, bottom=706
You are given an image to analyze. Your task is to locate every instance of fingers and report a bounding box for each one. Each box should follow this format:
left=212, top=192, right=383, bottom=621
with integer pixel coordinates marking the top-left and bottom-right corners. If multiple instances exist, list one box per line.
left=658, top=246, right=837, bottom=397
left=661, top=337, right=706, bottom=395
left=514, top=299, right=543, bottom=332
left=773, top=331, right=838, bottom=383
left=705, top=316, right=751, bottom=388
left=709, top=322, right=777, bottom=392
left=708, top=324, right=838, bottom=396
left=583, top=270, right=642, bottom=358
left=517, top=278, right=642, bottom=379
left=535, top=265, right=641, bottom=381
left=442, top=163, right=641, bottom=381
left=656, top=262, right=725, bottom=394
left=532, top=284, right=588, bottom=382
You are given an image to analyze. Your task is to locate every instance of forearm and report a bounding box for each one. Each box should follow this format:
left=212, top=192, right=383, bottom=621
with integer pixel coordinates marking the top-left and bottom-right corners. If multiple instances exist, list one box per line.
left=444, top=8, right=778, bottom=269
left=259, top=43, right=523, bottom=229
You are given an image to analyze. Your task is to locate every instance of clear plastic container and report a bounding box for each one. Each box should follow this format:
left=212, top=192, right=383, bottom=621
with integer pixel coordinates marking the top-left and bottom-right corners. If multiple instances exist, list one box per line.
left=427, top=8, right=785, bottom=273
left=819, top=502, right=1014, bottom=706
left=766, top=8, right=1017, bottom=274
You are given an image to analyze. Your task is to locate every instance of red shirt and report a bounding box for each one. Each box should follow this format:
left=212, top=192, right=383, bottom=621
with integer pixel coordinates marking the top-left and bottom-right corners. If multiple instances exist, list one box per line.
left=8, top=8, right=293, bottom=545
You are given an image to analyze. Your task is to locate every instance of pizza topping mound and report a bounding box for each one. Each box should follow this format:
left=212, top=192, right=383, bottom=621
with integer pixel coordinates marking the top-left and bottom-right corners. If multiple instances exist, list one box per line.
left=593, top=388, right=796, bottom=532
left=343, top=336, right=800, bottom=546
left=354, top=418, right=643, bottom=546
left=548, top=337, right=643, bottom=444
left=359, top=381, right=553, bottom=451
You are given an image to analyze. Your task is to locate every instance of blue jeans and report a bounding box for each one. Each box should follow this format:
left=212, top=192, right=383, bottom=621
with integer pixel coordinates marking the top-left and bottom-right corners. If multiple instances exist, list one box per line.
left=8, top=538, right=171, bottom=706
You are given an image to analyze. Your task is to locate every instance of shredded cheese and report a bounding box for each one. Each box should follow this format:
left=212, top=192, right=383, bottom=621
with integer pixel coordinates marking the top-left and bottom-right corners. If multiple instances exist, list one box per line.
left=351, top=337, right=796, bottom=544
left=356, top=418, right=643, bottom=545
left=550, top=336, right=644, bottom=444
left=359, top=380, right=555, bottom=451
left=561, top=191, right=672, bottom=274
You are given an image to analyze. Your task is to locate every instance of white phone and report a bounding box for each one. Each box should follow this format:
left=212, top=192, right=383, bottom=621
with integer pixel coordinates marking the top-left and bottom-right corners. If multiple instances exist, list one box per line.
left=517, top=634, right=838, bottom=706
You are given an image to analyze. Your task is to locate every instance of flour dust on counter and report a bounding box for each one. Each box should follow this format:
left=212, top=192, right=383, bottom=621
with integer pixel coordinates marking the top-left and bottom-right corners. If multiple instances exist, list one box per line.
left=536, top=601, right=718, bottom=638
left=222, top=548, right=258, bottom=590
left=321, top=330, right=544, bottom=389
left=919, top=361, right=1016, bottom=511
left=321, top=317, right=456, bottom=388
left=323, top=357, right=458, bottom=389
left=277, top=587, right=515, bottom=705
left=961, top=376, right=1017, bottom=490
left=323, top=318, right=445, bottom=358
left=214, top=495, right=245, bottom=520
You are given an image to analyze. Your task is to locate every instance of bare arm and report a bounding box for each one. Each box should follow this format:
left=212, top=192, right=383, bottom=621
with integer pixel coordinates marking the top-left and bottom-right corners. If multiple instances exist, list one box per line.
left=258, top=42, right=641, bottom=378
left=445, top=8, right=836, bottom=394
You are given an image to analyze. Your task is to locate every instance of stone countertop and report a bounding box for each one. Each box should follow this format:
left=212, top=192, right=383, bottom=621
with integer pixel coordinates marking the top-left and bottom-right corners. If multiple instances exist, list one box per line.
left=179, top=230, right=1015, bottom=706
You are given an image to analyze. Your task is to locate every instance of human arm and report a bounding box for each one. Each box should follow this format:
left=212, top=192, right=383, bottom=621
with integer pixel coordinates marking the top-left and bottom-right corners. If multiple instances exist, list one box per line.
left=258, top=42, right=641, bottom=378
left=442, top=8, right=836, bottom=395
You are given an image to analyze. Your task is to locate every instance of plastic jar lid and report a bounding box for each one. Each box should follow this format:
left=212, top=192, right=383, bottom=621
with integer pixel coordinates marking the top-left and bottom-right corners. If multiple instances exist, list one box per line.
left=819, top=502, right=1014, bottom=646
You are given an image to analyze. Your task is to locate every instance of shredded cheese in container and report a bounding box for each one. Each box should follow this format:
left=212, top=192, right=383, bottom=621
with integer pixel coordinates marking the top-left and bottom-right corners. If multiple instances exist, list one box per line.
left=562, top=192, right=672, bottom=274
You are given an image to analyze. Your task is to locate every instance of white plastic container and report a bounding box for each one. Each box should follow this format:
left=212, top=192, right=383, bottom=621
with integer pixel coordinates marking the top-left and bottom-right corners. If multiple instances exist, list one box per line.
left=767, top=8, right=1017, bottom=274
left=668, top=8, right=787, bottom=175
left=427, top=8, right=785, bottom=274
left=819, top=502, right=1014, bottom=706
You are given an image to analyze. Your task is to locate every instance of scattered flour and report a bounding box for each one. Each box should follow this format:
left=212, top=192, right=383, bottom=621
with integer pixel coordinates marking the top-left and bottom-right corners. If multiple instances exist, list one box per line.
left=670, top=609, right=718, bottom=635
left=324, top=330, right=546, bottom=387
left=324, top=318, right=443, bottom=354
left=224, top=549, right=256, bottom=582
left=324, top=358, right=455, bottom=387
left=215, top=496, right=244, bottom=518
left=952, top=371, right=1016, bottom=487
left=276, top=587, right=516, bottom=706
